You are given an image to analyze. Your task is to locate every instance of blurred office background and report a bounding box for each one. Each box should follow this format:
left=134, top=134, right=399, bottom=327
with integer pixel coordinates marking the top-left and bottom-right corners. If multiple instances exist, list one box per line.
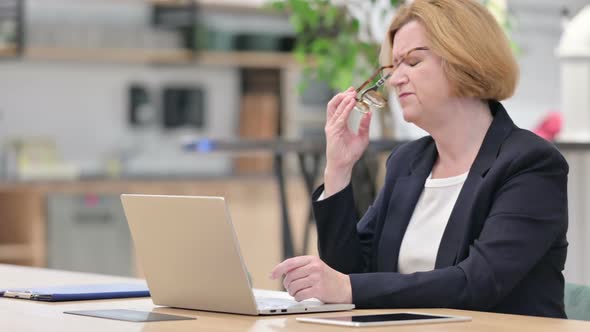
left=0, top=0, right=589, bottom=291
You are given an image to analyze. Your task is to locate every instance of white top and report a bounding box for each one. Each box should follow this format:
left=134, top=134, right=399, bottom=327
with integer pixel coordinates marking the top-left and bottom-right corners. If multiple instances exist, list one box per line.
left=397, top=171, right=468, bottom=274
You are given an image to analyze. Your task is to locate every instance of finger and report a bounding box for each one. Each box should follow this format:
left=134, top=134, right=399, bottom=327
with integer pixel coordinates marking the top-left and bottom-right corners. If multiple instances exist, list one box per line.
left=328, top=91, right=356, bottom=120
left=287, top=276, right=316, bottom=297
left=329, top=96, right=355, bottom=125
left=357, top=110, right=372, bottom=138
left=334, top=97, right=357, bottom=125
left=327, top=92, right=349, bottom=118
left=294, top=287, right=316, bottom=302
left=270, top=256, right=313, bottom=280
left=283, top=263, right=315, bottom=290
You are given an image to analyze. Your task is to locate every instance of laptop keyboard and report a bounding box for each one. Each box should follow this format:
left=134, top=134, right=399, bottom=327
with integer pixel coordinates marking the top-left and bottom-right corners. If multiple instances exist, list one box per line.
left=256, top=297, right=300, bottom=309
left=253, top=289, right=323, bottom=310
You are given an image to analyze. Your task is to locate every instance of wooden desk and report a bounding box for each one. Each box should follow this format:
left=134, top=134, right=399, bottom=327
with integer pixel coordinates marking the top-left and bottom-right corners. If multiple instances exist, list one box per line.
left=1, top=264, right=589, bottom=332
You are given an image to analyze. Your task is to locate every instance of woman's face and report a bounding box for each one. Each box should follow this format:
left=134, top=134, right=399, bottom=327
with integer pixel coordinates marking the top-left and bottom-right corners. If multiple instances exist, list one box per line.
left=389, top=20, right=453, bottom=129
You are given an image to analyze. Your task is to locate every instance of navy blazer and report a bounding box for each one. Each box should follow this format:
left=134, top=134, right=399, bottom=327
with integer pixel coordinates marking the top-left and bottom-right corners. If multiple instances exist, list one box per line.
left=312, top=101, right=569, bottom=318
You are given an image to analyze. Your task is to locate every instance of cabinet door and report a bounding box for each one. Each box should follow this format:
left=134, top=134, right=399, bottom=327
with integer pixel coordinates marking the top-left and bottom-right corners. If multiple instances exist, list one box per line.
left=47, top=193, right=133, bottom=276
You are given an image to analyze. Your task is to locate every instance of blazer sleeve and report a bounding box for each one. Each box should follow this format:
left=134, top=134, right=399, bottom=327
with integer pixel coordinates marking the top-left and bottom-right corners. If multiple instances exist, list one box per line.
left=312, top=149, right=399, bottom=274
left=348, top=146, right=569, bottom=310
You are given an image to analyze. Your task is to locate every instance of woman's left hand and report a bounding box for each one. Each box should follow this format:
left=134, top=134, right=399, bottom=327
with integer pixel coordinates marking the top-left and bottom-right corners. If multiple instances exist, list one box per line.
left=270, top=255, right=352, bottom=303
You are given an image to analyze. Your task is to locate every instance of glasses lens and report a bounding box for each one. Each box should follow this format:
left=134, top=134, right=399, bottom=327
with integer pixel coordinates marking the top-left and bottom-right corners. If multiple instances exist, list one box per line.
left=354, top=101, right=370, bottom=114
left=363, top=90, right=387, bottom=108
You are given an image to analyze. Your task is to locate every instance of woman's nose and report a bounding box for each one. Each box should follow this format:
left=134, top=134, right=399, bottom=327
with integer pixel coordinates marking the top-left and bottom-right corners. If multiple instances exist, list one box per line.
left=389, top=68, right=408, bottom=89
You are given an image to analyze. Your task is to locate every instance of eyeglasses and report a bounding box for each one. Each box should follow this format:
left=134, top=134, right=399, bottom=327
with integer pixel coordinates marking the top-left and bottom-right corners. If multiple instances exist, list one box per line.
left=353, top=46, right=429, bottom=114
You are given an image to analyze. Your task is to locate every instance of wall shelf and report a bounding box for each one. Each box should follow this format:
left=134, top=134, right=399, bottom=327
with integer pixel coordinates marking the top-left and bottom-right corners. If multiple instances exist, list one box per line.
left=198, top=50, right=295, bottom=68
left=24, top=47, right=194, bottom=64
left=149, top=0, right=274, bottom=12
left=23, top=47, right=296, bottom=68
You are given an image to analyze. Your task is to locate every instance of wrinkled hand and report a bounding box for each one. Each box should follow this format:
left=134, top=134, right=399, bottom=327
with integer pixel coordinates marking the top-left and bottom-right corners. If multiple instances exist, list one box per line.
left=324, top=87, right=372, bottom=196
left=270, top=256, right=352, bottom=304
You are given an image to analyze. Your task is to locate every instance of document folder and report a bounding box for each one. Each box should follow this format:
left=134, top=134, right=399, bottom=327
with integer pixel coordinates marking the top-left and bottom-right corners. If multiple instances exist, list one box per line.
left=0, top=282, right=150, bottom=302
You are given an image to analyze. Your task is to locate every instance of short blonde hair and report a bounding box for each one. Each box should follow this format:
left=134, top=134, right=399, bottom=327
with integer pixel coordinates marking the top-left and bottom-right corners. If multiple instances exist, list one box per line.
left=380, top=0, right=519, bottom=101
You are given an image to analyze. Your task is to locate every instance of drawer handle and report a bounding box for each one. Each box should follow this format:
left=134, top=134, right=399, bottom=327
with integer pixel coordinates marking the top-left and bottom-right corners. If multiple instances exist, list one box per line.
left=74, top=212, right=114, bottom=224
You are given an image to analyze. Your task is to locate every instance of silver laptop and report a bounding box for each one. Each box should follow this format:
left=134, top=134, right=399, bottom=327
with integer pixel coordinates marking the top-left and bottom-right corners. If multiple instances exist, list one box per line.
left=120, top=194, right=354, bottom=315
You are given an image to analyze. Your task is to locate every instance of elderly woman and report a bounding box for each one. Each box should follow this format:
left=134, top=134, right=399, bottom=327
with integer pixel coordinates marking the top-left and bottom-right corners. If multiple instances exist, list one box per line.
left=271, top=0, right=568, bottom=318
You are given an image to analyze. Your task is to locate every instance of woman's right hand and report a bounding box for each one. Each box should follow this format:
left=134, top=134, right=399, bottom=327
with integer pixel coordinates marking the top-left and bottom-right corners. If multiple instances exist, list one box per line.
left=323, top=87, right=372, bottom=197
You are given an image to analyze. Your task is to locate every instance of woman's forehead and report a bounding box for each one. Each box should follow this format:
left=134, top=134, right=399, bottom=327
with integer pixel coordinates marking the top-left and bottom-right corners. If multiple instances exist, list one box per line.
left=392, top=21, right=429, bottom=58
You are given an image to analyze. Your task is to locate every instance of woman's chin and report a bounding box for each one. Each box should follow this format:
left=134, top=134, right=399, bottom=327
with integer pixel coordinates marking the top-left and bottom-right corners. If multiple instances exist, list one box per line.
left=401, top=108, right=419, bottom=124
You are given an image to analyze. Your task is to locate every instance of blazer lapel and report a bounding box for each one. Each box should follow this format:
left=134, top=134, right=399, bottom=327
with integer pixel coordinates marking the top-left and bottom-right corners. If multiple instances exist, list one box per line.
left=435, top=101, right=515, bottom=268
left=434, top=172, right=483, bottom=268
left=377, top=141, right=437, bottom=272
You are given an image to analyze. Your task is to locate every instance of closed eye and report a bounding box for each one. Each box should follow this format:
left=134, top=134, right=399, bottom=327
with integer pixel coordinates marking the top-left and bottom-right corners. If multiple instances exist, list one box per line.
left=406, top=59, right=421, bottom=67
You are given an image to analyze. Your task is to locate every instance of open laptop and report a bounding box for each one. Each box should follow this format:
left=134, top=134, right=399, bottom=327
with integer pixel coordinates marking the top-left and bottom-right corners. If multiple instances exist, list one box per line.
left=120, top=194, right=354, bottom=315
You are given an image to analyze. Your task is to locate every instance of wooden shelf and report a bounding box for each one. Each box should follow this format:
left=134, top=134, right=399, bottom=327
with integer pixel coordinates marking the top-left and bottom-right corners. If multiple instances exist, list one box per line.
left=198, top=50, right=295, bottom=68
left=149, top=0, right=274, bottom=12
left=0, top=244, right=33, bottom=262
left=0, top=44, right=18, bottom=57
left=0, top=190, right=46, bottom=267
left=23, top=47, right=296, bottom=68
left=25, top=47, right=194, bottom=64
left=148, top=0, right=193, bottom=4
left=0, top=178, right=310, bottom=288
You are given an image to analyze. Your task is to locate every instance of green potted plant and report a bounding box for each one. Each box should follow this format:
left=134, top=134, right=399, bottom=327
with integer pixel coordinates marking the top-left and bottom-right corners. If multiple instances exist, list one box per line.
left=269, top=0, right=516, bottom=140
left=268, top=0, right=516, bottom=93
